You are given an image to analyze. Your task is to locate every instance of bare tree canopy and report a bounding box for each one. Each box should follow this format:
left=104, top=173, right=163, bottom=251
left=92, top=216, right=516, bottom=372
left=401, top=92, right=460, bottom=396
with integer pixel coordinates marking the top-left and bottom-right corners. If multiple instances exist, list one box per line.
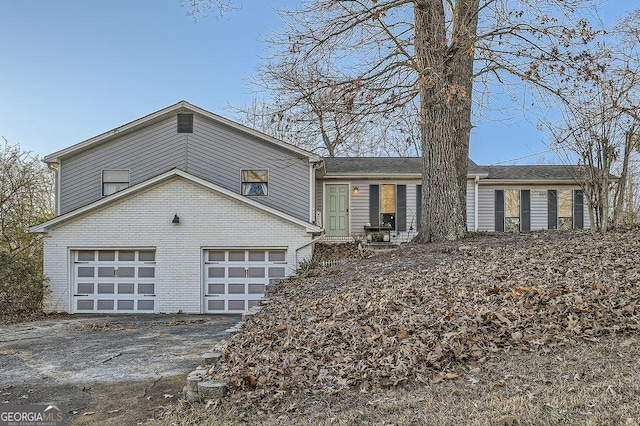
left=248, top=0, right=598, bottom=241
left=180, top=0, right=236, bottom=18
left=544, top=9, right=640, bottom=230
left=189, top=0, right=601, bottom=240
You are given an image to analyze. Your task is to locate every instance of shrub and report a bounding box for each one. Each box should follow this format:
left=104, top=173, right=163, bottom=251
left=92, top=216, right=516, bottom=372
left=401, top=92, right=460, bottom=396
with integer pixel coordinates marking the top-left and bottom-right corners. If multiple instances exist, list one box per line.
left=296, top=254, right=321, bottom=277
left=0, top=251, right=48, bottom=318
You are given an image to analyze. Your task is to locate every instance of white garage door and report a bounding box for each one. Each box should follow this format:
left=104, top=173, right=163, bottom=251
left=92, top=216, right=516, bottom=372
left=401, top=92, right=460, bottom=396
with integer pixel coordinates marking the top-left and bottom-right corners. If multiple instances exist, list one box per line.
left=203, top=249, right=287, bottom=313
left=73, top=249, right=156, bottom=313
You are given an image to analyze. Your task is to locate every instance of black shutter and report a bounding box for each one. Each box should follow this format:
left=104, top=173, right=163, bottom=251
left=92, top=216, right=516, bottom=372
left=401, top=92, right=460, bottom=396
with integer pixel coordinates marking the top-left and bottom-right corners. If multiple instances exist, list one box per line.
left=416, top=184, right=422, bottom=231
left=573, top=189, right=584, bottom=229
left=369, top=184, right=380, bottom=226
left=548, top=190, right=557, bottom=229
left=397, top=185, right=407, bottom=232
left=495, top=190, right=505, bottom=232
left=520, top=190, right=531, bottom=232
left=177, top=114, right=194, bottom=133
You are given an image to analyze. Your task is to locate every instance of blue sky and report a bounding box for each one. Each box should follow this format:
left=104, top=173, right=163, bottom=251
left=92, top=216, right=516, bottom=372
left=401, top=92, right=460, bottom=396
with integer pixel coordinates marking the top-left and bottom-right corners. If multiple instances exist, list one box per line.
left=0, top=1, right=632, bottom=165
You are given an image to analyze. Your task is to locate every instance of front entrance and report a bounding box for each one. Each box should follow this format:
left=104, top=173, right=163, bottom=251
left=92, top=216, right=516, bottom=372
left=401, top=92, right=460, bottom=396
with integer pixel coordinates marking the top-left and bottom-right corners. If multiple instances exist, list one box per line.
left=325, top=184, right=349, bottom=237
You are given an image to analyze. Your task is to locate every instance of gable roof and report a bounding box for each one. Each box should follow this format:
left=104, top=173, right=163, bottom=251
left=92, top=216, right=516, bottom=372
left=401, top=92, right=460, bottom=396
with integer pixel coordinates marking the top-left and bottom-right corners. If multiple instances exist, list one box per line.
left=323, top=157, right=487, bottom=177
left=28, top=168, right=323, bottom=234
left=44, top=101, right=322, bottom=163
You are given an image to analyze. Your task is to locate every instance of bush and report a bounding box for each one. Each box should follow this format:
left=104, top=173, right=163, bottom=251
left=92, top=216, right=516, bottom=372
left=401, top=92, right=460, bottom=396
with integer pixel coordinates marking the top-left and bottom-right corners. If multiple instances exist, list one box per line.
left=0, top=251, right=48, bottom=319
left=296, top=254, right=321, bottom=277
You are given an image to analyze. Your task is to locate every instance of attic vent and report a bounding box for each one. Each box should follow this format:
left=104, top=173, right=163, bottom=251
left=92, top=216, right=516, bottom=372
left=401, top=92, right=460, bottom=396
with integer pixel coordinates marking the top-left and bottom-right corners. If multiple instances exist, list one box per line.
left=177, top=113, right=193, bottom=133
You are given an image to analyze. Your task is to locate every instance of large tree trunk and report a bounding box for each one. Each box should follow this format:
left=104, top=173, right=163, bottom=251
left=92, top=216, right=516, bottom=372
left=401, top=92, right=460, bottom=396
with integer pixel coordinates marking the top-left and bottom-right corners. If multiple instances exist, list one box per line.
left=414, top=0, right=477, bottom=242
left=451, top=0, right=479, bottom=231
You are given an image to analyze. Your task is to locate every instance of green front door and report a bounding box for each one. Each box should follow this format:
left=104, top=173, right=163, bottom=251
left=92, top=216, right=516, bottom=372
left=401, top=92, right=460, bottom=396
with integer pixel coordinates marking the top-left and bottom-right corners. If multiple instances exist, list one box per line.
left=325, top=184, right=349, bottom=237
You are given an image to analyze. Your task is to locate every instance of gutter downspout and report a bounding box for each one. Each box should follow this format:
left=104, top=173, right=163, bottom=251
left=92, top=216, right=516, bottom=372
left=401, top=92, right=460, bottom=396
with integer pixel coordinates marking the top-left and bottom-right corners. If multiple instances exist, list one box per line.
left=48, top=163, right=60, bottom=216
left=474, top=175, right=479, bottom=231
left=309, top=162, right=316, bottom=223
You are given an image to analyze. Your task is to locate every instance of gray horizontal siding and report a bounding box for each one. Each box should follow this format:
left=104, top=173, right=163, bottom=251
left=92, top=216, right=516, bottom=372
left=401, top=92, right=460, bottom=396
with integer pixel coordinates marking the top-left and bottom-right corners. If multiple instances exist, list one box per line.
left=59, top=114, right=312, bottom=221
left=477, top=184, right=591, bottom=231
left=466, top=180, right=475, bottom=231
left=60, top=118, right=186, bottom=214
left=185, top=115, right=310, bottom=220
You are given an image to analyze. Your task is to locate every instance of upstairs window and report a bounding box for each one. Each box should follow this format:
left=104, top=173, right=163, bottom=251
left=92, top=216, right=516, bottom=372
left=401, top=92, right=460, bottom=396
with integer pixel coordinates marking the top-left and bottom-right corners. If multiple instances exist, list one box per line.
left=177, top=113, right=193, bottom=133
left=102, top=170, right=129, bottom=196
left=241, top=170, right=268, bottom=196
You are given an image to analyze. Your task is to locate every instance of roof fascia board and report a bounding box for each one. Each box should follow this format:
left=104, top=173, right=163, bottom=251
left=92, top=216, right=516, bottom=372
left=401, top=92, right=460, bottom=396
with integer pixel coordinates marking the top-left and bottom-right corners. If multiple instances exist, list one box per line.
left=479, top=179, right=582, bottom=185
left=184, top=103, right=322, bottom=163
left=323, top=173, right=489, bottom=179
left=44, top=101, right=321, bottom=164
left=29, top=169, right=322, bottom=234
left=44, top=102, right=187, bottom=163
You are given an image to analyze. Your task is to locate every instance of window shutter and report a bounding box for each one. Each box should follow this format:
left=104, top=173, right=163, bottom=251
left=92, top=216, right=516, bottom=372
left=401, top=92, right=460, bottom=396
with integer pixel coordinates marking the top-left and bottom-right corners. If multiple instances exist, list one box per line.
left=177, top=114, right=194, bottom=133
left=520, top=190, right=531, bottom=232
left=416, top=184, right=422, bottom=231
left=369, top=184, right=380, bottom=226
left=548, top=190, right=557, bottom=229
left=573, top=189, right=584, bottom=229
left=495, top=190, right=505, bottom=232
left=396, top=185, right=407, bottom=232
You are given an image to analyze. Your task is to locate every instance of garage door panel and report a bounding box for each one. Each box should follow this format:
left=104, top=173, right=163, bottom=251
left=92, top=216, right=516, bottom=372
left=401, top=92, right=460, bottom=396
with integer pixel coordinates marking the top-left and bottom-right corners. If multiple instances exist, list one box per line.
left=97, top=283, right=115, bottom=294
left=137, top=300, right=155, bottom=310
left=117, top=300, right=135, bottom=310
left=248, top=267, right=265, bottom=278
left=204, top=249, right=287, bottom=313
left=118, top=283, right=135, bottom=294
left=248, top=284, right=265, bottom=294
left=73, top=249, right=156, bottom=313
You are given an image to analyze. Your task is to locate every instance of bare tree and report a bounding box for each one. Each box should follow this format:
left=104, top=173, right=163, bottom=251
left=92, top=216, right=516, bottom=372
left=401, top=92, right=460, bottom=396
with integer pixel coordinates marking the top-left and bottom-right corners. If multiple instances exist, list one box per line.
left=545, top=10, right=640, bottom=230
left=247, top=0, right=598, bottom=242
left=180, top=0, right=236, bottom=18
left=0, top=138, right=54, bottom=258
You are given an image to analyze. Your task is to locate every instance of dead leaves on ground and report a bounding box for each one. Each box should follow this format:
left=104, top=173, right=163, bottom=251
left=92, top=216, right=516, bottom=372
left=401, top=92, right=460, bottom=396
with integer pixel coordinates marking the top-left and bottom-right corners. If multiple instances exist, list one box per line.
left=207, top=229, right=640, bottom=410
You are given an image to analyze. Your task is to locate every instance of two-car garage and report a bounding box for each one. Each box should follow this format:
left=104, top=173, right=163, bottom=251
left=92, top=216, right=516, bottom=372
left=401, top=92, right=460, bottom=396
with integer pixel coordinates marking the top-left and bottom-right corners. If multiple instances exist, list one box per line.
left=72, top=248, right=288, bottom=314
left=33, top=171, right=321, bottom=315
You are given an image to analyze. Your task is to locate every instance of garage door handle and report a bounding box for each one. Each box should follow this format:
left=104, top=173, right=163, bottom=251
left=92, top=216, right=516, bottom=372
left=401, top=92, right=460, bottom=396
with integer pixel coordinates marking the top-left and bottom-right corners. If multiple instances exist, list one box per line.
left=143, top=294, right=156, bottom=297
left=74, top=294, right=89, bottom=297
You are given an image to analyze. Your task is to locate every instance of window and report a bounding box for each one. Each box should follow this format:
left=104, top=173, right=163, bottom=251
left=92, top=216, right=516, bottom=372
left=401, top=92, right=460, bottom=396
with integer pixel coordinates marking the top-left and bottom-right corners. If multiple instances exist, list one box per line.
left=504, top=189, right=520, bottom=232
left=242, top=170, right=268, bottom=196
left=102, top=170, right=129, bottom=196
left=380, top=184, right=396, bottom=229
left=177, top=114, right=193, bottom=133
left=558, top=189, right=573, bottom=230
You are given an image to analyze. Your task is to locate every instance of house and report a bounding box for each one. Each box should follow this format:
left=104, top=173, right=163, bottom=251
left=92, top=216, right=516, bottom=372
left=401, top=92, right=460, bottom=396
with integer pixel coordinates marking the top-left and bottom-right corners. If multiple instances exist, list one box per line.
left=30, top=101, right=590, bottom=315
left=29, top=101, right=323, bottom=314
left=317, top=157, right=590, bottom=243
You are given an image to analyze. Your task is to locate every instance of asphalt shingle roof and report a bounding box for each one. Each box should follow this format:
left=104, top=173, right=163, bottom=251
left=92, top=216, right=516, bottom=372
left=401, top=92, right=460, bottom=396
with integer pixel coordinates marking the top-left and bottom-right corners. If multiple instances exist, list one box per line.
left=324, top=157, right=486, bottom=175
left=323, top=157, right=588, bottom=181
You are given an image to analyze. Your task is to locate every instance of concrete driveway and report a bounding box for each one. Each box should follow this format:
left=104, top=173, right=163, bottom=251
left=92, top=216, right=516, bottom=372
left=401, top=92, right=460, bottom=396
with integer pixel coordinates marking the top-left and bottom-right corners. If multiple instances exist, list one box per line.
left=0, top=314, right=240, bottom=425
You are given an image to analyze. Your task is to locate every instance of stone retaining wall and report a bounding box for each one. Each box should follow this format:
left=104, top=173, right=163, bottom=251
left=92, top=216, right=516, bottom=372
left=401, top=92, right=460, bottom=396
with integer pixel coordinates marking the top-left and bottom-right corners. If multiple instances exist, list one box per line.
left=182, top=280, right=280, bottom=403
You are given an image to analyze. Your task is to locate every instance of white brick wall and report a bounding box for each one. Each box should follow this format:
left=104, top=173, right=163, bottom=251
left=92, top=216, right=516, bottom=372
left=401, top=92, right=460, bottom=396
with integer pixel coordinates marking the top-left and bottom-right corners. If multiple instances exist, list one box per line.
left=42, top=177, right=314, bottom=313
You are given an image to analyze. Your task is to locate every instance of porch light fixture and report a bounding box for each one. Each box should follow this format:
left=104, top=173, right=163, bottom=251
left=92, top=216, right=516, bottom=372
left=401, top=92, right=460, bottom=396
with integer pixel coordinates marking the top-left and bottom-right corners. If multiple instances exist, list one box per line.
left=352, top=186, right=359, bottom=194
left=172, top=214, right=180, bottom=224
